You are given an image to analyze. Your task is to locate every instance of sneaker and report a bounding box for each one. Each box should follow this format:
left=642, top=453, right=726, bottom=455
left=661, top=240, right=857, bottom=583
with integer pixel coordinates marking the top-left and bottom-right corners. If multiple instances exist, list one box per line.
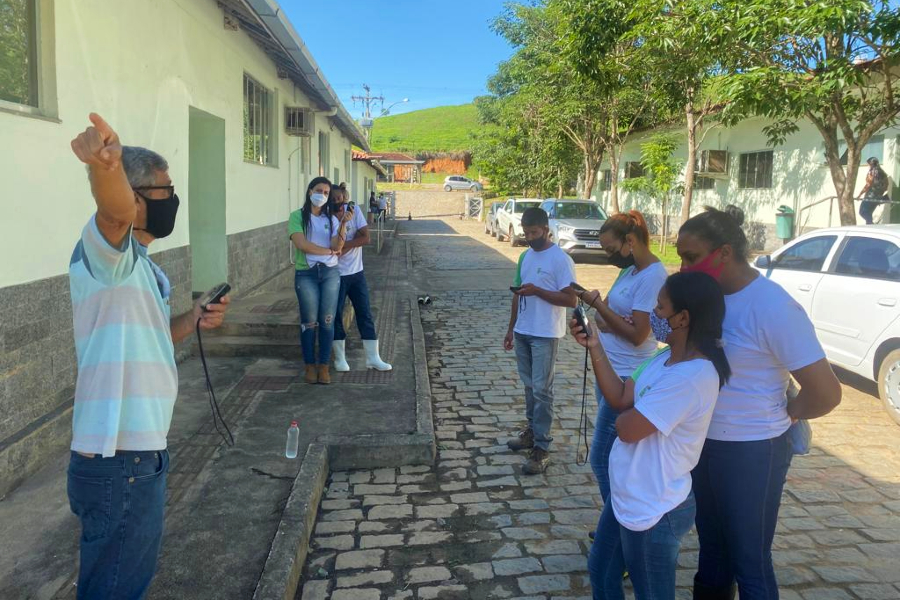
left=507, top=428, right=535, bottom=452
left=523, top=447, right=550, bottom=474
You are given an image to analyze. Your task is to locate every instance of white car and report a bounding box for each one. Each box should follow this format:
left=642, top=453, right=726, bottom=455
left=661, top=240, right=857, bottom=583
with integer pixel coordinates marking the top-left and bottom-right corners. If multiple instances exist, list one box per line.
left=753, top=225, right=900, bottom=425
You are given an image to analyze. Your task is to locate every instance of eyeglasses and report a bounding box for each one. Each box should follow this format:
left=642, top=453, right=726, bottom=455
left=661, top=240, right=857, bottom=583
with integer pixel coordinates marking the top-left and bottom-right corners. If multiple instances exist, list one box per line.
left=134, top=185, right=176, bottom=200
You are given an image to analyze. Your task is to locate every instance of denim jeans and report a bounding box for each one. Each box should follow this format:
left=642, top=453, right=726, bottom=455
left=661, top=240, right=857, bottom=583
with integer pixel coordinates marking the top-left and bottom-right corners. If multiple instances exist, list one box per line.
left=591, top=380, right=627, bottom=503
left=692, top=430, right=793, bottom=600
left=514, top=333, right=559, bottom=451
left=295, top=265, right=341, bottom=364
left=859, top=199, right=881, bottom=224
left=67, top=449, right=169, bottom=600
left=334, top=270, right=377, bottom=341
left=590, top=493, right=696, bottom=600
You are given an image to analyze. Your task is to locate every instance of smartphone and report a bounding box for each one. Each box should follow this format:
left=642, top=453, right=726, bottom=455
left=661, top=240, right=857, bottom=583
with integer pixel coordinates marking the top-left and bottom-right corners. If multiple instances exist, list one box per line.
left=200, top=283, right=231, bottom=310
left=510, top=286, right=522, bottom=293
left=573, top=305, right=591, bottom=338
left=570, top=281, right=586, bottom=293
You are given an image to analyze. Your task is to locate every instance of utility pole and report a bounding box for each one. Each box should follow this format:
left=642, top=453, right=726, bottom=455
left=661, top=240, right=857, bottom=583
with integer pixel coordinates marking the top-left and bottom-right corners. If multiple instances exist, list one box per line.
left=351, top=84, right=384, bottom=143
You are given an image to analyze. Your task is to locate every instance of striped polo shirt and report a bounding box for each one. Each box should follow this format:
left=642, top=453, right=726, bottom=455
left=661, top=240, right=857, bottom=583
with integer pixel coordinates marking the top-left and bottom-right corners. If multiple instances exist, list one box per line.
left=68, top=216, right=178, bottom=457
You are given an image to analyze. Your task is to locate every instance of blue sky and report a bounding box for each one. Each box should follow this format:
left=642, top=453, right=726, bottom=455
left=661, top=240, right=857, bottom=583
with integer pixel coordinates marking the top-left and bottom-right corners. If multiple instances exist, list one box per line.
left=285, top=0, right=513, bottom=118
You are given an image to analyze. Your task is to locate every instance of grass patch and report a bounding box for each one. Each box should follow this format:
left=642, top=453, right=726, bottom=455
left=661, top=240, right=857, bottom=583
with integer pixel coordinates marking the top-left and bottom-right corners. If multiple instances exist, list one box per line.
left=653, top=241, right=682, bottom=267
left=370, top=104, right=478, bottom=153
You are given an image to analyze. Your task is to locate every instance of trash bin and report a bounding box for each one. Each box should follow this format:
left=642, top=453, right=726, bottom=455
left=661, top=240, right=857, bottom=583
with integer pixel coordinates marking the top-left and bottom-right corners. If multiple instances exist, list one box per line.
left=775, top=205, right=795, bottom=240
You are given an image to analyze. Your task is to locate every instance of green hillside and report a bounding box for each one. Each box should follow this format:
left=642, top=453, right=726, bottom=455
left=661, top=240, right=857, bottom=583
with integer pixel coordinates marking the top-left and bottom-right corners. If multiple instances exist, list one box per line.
left=369, top=104, right=478, bottom=153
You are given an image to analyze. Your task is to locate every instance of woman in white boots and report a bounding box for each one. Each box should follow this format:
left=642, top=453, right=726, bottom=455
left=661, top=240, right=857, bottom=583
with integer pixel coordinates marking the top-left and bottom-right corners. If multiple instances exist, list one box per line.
left=328, top=185, right=392, bottom=373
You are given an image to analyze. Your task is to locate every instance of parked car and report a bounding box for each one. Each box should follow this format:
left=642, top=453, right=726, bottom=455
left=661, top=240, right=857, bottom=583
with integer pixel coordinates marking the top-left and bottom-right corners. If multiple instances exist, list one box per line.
left=443, top=175, right=483, bottom=192
left=753, top=225, right=900, bottom=425
left=485, top=201, right=503, bottom=236
left=540, top=199, right=608, bottom=258
left=495, top=198, right=543, bottom=246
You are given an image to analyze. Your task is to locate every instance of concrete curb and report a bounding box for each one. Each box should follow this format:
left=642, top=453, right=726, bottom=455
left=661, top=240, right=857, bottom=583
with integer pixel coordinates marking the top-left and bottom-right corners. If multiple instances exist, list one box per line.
left=253, top=285, right=436, bottom=600
left=253, top=443, right=329, bottom=600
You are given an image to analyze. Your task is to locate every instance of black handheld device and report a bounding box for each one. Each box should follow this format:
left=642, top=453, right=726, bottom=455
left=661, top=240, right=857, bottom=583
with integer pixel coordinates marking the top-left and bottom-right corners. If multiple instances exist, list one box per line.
left=573, top=305, right=591, bottom=338
left=570, top=281, right=586, bottom=293
left=200, top=283, right=230, bottom=310
left=510, top=286, right=522, bottom=293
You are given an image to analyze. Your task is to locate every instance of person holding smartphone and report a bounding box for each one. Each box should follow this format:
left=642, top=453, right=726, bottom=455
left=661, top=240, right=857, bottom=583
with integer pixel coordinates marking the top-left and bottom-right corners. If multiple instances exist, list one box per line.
left=574, top=211, right=668, bottom=506
left=571, top=271, right=730, bottom=600
left=678, top=206, right=841, bottom=599
left=504, top=207, right=577, bottom=474
left=67, top=114, right=230, bottom=599
left=328, top=185, right=391, bottom=372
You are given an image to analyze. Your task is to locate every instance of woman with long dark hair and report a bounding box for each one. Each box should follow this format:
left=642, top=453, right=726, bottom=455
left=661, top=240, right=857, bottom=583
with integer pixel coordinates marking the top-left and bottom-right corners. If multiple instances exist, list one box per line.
left=573, top=210, right=668, bottom=503
left=288, top=177, right=350, bottom=384
left=571, top=271, right=731, bottom=600
left=678, top=206, right=841, bottom=599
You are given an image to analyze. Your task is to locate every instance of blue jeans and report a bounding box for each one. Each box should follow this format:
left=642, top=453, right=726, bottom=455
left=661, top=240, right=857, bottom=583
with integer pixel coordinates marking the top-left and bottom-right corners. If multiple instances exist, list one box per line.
left=67, top=449, right=169, bottom=600
left=590, top=493, right=697, bottom=600
left=692, top=430, right=793, bottom=600
left=295, top=265, right=341, bottom=365
left=591, top=380, right=627, bottom=503
left=514, top=333, right=559, bottom=451
left=334, top=270, right=377, bottom=341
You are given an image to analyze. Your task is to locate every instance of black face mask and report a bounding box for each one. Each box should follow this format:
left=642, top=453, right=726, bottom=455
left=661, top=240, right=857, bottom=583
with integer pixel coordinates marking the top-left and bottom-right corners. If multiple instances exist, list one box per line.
left=136, top=193, right=180, bottom=239
left=607, top=248, right=635, bottom=269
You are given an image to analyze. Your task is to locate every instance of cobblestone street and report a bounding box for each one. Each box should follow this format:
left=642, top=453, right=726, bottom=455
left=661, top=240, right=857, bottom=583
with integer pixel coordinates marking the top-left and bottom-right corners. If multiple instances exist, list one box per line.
left=298, top=218, right=900, bottom=600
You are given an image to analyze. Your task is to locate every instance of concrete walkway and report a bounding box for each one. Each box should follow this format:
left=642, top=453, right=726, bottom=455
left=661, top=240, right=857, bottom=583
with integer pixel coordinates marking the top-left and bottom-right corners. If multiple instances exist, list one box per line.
left=297, top=217, right=900, bottom=600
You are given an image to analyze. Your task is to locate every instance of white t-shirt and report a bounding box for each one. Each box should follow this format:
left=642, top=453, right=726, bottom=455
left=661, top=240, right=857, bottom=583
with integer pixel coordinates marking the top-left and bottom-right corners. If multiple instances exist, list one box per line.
left=513, top=244, right=577, bottom=339
left=610, top=349, right=720, bottom=531
left=709, top=275, right=826, bottom=442
left=600, top=262, right=669, bottom=376
left=377, top=197, right=387, bottom=210
left=304, top=213, right=340, bottom=268
left=338, top=207, right=369, bottom=276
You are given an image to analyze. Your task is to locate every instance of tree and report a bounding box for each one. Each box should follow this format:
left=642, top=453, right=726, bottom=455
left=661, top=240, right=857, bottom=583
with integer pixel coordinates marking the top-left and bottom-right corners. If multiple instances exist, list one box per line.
left=620, top=134, right=683, bottom=250
left=550, top=0, right=665, bottom=213
left=489, top=3, right=610, bottom=199
left=0, top=0, right=35, bottom=106
left=714, top=0, right=900, bottom=225
left=629, top=0, right=731, bottom=227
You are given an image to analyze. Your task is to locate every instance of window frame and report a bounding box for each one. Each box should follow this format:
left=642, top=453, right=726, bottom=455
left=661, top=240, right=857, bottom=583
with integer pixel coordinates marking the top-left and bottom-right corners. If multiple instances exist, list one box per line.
left=243, top=73, right=276, bottom=166
left=772, top=234, right=838, bottom=273
left=624, top=161, right=644, bottom=179
left=738, top=150, right=774, bottom=190
left=693, top=176, right=716, bottom=191
left=0, top=0, right=58, bottom=121
left=599, top=169, right=612, bottom=191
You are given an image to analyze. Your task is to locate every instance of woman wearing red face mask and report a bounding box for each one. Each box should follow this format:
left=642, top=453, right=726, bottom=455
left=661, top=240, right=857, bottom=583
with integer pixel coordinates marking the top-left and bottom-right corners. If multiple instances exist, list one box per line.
left=677, top=205, right=842, bottom=600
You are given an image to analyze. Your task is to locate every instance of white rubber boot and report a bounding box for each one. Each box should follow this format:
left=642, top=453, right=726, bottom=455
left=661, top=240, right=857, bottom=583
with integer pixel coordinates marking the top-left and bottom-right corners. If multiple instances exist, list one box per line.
left=332, top=340, right=350, bottom=372
left=363, top=339, right=392, bottom=371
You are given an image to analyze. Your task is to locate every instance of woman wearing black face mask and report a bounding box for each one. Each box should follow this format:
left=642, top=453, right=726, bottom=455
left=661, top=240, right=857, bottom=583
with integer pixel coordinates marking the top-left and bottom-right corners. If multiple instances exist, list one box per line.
left=573, top=210, right=668, bottom=518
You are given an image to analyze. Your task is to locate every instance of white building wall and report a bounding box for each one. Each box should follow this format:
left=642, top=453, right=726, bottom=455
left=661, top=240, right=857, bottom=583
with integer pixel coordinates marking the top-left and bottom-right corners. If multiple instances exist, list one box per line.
left=593, top=117, right=900, bottom=241
left=0, top=0, right=357, bottom=288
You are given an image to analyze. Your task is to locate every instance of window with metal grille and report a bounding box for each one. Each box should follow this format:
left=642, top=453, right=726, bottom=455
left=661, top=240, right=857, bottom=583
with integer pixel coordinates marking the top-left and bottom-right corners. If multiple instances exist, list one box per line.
left=625, top=162, right=644, bottom=179
left=738, top=151, right=773, bottom=189
left=243, top=74, right=274, bottom=165
left=693, top=176, right=716, bottom=190
left=0, top=0, right=39, bottom=108
left=599, top=169, right=612, bottom=191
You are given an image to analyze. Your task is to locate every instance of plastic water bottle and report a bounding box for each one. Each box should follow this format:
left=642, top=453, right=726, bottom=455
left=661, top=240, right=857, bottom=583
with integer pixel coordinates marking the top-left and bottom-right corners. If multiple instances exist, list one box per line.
left=285, top=420, right=299, bottom=459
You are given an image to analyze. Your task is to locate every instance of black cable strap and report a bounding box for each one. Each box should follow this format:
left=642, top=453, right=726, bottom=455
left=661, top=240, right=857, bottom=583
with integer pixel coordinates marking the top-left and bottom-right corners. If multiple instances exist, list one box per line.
left=196, top=317, right=234, bottom=447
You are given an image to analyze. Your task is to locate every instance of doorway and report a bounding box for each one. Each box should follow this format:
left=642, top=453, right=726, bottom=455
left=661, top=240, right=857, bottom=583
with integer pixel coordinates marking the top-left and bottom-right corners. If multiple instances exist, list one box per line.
left=188, top=107, right=227, bottom=294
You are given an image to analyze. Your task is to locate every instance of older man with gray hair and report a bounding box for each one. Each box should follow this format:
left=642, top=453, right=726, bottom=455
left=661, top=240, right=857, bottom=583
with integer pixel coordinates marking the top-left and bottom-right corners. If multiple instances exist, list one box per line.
left=66, top=113, right=229, bottom=598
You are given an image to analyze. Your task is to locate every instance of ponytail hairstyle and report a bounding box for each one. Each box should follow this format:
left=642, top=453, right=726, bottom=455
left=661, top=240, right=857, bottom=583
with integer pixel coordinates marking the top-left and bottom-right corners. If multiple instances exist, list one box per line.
left=599, top=209, right=650, bottom=246
left=664, top=271, right=731, bottom=388
left=679, top=205, right=749, bottom=262
left=302, top=176, right=333, bottom=236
